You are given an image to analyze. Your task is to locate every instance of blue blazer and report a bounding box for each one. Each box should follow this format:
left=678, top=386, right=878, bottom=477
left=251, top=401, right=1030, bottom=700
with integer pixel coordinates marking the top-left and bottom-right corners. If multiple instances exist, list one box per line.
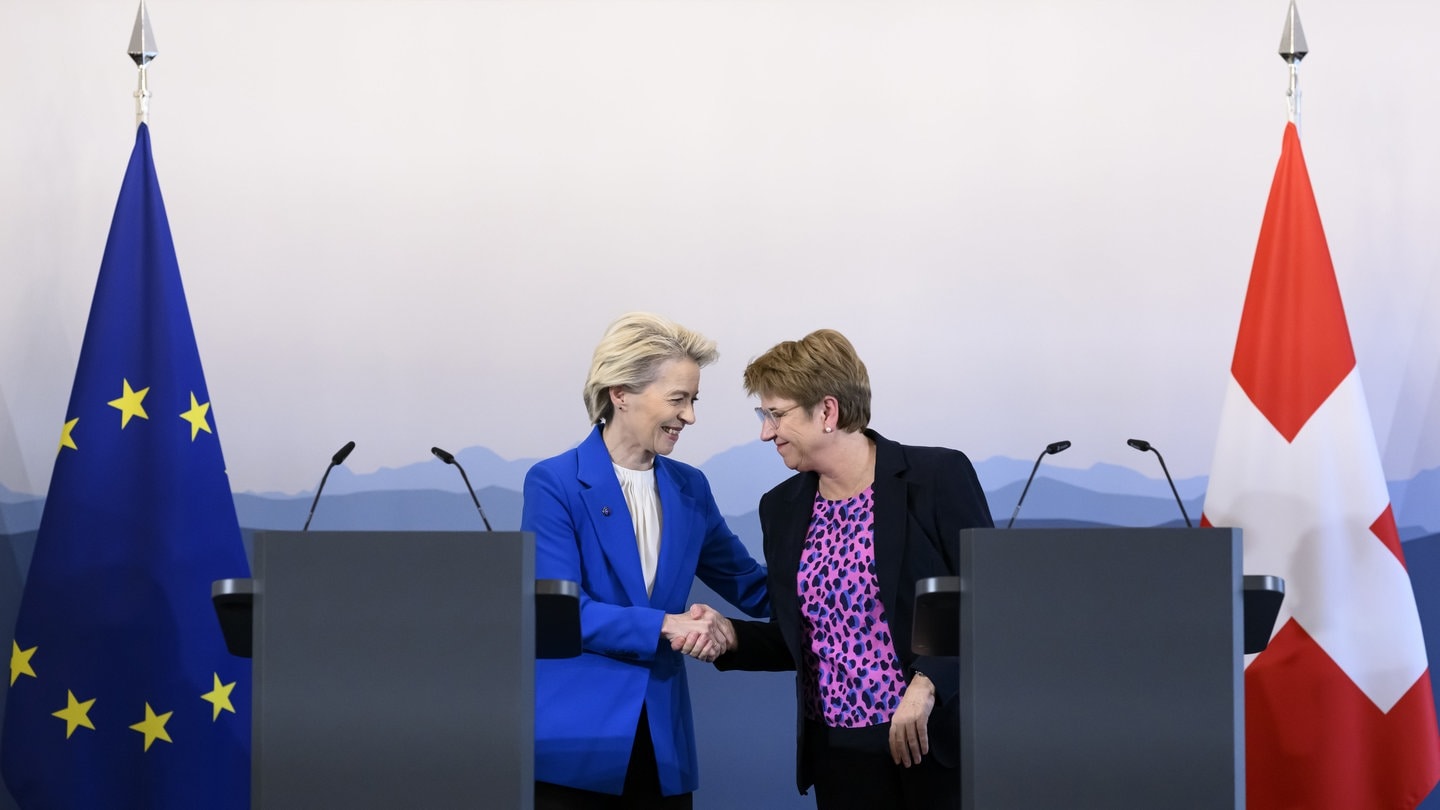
left=522, top=426, right=770, bottom=796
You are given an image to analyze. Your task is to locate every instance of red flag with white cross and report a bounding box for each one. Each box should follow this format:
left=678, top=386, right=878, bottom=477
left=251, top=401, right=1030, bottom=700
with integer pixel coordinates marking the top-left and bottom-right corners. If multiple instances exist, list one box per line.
left=1202, top=122, right=1440, bottom=808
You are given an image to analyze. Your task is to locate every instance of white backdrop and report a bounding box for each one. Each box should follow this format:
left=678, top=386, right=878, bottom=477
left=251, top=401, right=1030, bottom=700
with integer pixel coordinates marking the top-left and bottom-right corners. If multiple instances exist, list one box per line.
left=3, top=0, right=1438, bottom=501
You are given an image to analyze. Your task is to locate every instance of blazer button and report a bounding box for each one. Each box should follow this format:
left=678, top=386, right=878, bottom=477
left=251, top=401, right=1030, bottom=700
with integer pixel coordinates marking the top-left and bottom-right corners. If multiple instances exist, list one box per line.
left=601, top=506, right=611, bottom=516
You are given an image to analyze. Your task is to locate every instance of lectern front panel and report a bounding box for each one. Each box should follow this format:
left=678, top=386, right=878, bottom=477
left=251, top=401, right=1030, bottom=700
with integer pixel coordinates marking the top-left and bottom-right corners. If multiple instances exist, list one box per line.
left=959, top=527, right=1243, bottom=810
left=252, top=530, right=534, bottom=810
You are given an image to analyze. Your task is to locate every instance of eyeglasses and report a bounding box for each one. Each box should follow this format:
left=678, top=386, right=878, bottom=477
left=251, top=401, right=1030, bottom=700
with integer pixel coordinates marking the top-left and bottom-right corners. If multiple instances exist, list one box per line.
left=754, top=405, right=799, bottom=429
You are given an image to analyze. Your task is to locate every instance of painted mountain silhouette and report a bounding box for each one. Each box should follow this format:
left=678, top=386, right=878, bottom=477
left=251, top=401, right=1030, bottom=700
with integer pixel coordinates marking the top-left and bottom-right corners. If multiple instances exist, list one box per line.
left=2, top=444, right=1437, bottom=540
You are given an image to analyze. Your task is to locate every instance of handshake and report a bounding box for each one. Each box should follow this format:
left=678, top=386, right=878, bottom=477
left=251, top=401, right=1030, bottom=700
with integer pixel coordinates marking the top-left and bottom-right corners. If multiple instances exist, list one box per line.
left=662, top=603, right=736, bottom=663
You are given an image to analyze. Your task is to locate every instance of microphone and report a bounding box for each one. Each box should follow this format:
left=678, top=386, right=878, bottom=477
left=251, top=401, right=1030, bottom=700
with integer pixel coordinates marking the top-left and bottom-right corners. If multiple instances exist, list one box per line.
left=1127, top=439, right=1193, bottom=528
left=432, top=446, right=493, bottom=531
left=331, top=440, right=356, bottom=466
left=302, top=440, right=355, bottom=531
left=1006, top=440, right=1071, bottom=529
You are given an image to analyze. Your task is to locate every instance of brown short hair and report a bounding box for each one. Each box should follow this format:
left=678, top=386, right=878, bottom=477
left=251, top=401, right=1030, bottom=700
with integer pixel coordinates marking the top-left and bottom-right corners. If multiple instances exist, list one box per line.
left=583, top=313, right=719, bottom=425
left=743, top=329, right=871, bottom=432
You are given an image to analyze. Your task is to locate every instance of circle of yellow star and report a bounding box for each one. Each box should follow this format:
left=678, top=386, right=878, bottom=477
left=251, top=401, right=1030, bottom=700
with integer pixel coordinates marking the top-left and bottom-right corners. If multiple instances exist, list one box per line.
left=201, top=673, right=237, bottom=721
left=108, top=379, right=150, bottom=429
left=129, top=703, right=173, bottom=751
left=53, top=691, right=97, bottom=738
left=10, top=641, right=37, bottom=686
left=180, top=393, right=213, bottom=441
left=57, top=418, right=79, bottom=455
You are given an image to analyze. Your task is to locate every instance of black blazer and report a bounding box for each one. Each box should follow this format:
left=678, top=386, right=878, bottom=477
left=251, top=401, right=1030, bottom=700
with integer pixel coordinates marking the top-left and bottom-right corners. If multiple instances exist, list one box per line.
left=716, top=429, right=994, bottom=794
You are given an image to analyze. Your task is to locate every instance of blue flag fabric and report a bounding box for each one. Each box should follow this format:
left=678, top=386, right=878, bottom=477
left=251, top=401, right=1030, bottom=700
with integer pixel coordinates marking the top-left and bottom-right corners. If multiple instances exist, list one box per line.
left=2, top=124, right=251, bottom=808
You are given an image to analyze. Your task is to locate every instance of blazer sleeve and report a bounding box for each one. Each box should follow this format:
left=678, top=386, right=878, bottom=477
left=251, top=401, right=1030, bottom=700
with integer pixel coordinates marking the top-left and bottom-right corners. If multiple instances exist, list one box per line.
left=907, top=448, right=994, bottom=702
left=714, top=488, right=795, bottom=672
left=715, top=617, right=794, bottom=672
left=522, top=462, right=667, bottom=661
left=689, top=471, right=770, bottom=619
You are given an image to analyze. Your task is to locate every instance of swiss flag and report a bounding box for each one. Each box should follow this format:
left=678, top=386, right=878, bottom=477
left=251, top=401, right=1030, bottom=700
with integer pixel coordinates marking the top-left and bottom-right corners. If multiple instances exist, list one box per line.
left=1202, top=122, right=1440, bottom=808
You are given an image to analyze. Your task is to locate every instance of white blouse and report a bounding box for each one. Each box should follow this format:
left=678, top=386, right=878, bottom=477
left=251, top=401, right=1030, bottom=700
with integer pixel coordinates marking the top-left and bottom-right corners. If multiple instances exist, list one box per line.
left=613, top=463, right=662, bottom=596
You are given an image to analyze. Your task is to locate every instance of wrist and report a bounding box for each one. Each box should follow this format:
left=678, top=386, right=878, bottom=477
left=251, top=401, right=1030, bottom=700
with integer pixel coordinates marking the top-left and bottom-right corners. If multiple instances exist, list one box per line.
left=661, top=612, right=681, bottom=639
left=908, top=670, right=935, bottom=696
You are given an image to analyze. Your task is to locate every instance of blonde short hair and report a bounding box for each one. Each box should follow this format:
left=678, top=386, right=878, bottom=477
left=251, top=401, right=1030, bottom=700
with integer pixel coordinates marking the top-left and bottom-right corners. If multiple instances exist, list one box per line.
left=742, top=329, right=871, bottom=432
left=583, top=313, right=719, bottom=424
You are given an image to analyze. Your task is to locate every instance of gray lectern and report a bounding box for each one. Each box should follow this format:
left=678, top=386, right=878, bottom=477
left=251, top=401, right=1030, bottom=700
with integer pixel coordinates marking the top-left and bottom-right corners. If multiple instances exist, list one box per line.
left=248, top=530, right=534, bottom=810
left=947, top=528, right=1245, bottom=810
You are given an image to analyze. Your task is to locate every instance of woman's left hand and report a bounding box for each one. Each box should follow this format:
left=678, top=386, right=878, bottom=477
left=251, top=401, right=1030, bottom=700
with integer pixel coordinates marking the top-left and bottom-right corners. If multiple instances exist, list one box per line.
left=889, top=672, right=935, bottom=767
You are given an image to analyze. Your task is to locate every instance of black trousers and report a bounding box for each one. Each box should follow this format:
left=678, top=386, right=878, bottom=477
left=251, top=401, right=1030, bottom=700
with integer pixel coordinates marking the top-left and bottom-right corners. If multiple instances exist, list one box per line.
left=805, top=720, right=958, bottom=810
left=535, top=708, right=693, bottom=810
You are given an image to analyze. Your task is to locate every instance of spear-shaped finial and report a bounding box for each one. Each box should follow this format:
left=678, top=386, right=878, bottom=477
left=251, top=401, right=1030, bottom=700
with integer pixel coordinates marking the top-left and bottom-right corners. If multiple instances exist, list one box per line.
left=128, top=1, right=158, bottom=127
left=1277, top=0, right=1308, bottom=63
left=1278, top=0, right=1307, bottom=125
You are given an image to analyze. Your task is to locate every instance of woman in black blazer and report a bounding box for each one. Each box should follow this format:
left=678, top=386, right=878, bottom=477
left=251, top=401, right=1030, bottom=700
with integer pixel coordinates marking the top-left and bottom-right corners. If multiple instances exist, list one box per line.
left=709, top=329, right=993, bottom=810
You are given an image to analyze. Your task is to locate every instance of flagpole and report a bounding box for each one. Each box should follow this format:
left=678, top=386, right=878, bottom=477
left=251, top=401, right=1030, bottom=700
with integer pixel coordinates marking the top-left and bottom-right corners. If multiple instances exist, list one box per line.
left=128, top=0, right=158, bottom=127
left=1277, top=0, right=1308, bottom=127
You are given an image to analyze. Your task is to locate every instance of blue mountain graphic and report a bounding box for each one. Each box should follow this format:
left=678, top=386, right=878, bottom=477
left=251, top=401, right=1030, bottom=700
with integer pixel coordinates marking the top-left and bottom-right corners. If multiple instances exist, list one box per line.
left=2, top=446, right=1437, bottom=540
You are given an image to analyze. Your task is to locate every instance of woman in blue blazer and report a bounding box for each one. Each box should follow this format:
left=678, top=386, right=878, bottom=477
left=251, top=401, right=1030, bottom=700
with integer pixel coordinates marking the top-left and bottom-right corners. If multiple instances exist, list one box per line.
left=523, top=313, right=769, bottom=809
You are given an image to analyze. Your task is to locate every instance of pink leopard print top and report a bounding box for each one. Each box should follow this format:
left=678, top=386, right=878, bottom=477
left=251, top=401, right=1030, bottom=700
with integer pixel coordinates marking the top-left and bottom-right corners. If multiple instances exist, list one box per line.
left=797, top=487, right=906, bottom=727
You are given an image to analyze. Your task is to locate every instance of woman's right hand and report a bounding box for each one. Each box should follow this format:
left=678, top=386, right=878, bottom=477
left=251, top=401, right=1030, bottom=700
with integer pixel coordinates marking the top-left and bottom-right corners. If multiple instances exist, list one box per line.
left=662, top=603, right=735, bottom=662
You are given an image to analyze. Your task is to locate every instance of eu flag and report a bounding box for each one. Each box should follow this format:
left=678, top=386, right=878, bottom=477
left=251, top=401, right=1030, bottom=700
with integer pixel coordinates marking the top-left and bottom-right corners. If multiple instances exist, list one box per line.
left=2, top=124, right=251, bottom=808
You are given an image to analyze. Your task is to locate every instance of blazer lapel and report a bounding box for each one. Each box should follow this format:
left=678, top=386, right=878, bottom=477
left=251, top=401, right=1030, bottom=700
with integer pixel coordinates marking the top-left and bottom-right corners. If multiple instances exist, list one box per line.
left=575, top=427, right=651, bottom=607
left=868, top=432, right=907, bottom=611
left=768, top=473, right=818, bottom=624
left=647, top=459, right=702, bottom=609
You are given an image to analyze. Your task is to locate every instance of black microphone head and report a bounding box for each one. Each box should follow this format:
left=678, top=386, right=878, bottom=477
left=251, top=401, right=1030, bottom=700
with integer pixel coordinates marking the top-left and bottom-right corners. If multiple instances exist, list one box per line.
left=331, top=440, right=356, bottom=466
left=1127, top=438, right=1152, bottom=452
left=1045, top=440, right=1071, bottom=455
left=431, top=446, right=456, bottom=465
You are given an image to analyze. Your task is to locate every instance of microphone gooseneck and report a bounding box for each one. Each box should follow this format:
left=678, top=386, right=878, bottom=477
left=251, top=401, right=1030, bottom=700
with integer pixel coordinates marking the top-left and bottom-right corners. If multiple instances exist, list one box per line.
left=432, top=446, right=493, bottom=531
left=1127, top=438, right=1193, bottom=528
left=303, top=440, right=356, bottom=531
left=1006, top=440, right=1071, bottom=529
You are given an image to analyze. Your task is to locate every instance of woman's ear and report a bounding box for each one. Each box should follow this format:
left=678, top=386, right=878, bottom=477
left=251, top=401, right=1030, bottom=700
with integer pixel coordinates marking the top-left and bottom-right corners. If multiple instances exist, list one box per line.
left=610, top=386, right=627, bottom=413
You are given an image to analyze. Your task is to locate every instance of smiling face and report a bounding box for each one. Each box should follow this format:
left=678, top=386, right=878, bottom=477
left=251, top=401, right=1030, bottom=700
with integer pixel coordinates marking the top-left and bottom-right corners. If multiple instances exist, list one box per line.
left=605, top=357, right=702, bottom=469
left=756, top=394, right=825, bottom=473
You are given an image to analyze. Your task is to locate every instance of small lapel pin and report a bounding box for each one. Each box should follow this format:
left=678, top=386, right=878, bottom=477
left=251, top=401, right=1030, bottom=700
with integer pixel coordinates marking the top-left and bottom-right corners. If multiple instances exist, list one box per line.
left=601, top=506, right=612, bottom=517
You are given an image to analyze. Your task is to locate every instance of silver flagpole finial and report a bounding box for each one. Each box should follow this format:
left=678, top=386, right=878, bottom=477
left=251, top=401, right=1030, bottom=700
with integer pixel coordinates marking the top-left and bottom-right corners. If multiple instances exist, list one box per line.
left=1277, top=0, right=1307, bottom=125
left=1277, top=0, right=1308, bottom=63
left=129, top=1, right=159, bottom=127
